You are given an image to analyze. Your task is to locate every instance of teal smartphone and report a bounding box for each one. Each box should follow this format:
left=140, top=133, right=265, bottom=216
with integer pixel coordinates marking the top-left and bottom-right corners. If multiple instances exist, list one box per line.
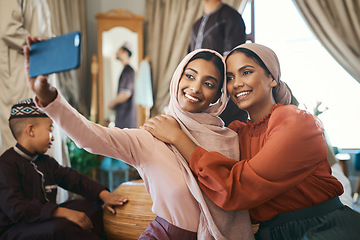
left=29, top=31, right=81, bottom=77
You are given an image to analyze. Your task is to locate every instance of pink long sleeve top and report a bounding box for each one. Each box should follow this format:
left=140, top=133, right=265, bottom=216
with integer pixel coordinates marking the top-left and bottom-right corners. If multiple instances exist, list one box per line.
left=190, top=104, right=344, bottom=223
left=36, top=93, right=200, bottom=232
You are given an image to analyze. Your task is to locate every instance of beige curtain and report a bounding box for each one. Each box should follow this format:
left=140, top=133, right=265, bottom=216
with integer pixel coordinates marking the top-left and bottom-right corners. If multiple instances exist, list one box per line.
left=145, top=0, right=248, bottom=115
left=293, top=0, right=360, bottom=83
left=46, top=0, right=88, bottom=115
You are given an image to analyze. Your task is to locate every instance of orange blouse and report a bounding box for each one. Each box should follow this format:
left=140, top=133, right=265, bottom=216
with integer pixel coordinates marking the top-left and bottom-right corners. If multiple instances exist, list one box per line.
left=190, top=104, right=343, bottom=223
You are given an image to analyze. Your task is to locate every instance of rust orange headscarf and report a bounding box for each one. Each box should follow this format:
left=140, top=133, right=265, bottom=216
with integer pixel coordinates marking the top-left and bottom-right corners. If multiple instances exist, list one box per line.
left=226, top=43, right=292, bottom=105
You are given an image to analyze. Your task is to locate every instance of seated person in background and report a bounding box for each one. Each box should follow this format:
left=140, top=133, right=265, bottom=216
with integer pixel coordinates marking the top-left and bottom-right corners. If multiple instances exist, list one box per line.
left=0, top=98, right=128, bottom=240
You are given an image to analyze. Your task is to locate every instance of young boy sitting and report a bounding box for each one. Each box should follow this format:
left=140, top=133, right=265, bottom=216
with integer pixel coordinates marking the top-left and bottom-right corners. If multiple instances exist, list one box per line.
left=0, top=98, right=128, bottom=240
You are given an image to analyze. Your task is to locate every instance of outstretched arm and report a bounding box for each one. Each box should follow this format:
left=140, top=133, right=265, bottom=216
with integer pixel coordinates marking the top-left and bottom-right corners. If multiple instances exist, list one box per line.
left=24, top=35, right=57, bottom=106
left=142, top=115, right=198, bottom=162
left=24, top=35, right=155, bottom=167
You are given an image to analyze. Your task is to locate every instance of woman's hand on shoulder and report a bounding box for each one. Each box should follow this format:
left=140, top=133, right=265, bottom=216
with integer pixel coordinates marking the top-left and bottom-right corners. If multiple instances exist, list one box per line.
left=141, top=115, right=182, bottom=144
left=143, top=114, right=198, bottom=161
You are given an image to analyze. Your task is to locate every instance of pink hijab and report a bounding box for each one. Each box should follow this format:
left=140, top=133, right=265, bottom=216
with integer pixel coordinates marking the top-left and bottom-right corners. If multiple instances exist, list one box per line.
left=168, top=49, right=254, bottom=240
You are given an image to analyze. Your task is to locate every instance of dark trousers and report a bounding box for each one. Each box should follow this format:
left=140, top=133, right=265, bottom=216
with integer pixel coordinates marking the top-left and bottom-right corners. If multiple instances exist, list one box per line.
left=255, top=197, right=360, bottom=240
left=0, top=199, right=105, bottom=240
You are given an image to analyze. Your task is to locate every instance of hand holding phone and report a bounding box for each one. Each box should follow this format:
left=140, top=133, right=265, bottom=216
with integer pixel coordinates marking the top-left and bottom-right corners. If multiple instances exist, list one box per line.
left=29, top=31, right=82, bottom=77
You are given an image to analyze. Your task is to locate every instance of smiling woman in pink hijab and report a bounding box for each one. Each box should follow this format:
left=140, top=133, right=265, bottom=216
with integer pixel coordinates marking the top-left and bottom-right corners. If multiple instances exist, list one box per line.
left=143, top=43, right=360, bottom=240
left=24, top=35, right=254, bottom=240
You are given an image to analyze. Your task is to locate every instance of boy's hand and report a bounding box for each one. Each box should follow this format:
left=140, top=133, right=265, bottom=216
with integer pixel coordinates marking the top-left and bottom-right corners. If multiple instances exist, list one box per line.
left=99, top=190, right=128, bottom=215
left=24, top=35, right=57, bottom=107
left=52, top=207, right=93, bottom=232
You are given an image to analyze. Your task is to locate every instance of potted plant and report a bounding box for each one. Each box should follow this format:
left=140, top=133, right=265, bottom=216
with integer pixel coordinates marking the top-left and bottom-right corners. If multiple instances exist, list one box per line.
left=66, top=137, right=101, bottom=179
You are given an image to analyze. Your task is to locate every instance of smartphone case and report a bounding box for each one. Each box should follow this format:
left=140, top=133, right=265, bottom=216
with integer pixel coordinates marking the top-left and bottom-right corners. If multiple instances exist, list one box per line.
left=29, top=31, right=81, bottom=77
